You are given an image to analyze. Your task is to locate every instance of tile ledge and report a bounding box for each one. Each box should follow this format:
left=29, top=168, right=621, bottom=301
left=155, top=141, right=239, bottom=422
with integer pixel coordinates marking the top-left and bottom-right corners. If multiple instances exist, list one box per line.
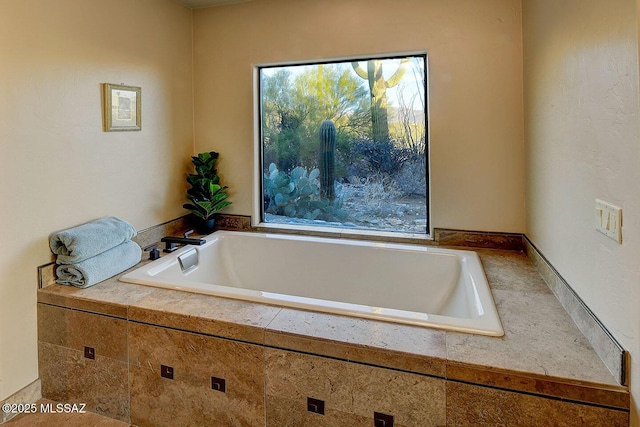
left=447, top=360, right=628, bottom=392
left=447, top=361, right=629, bottom=411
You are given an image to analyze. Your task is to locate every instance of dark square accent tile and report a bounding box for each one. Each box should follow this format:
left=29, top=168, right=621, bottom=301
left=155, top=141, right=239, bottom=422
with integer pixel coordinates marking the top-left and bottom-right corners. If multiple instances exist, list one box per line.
left=374, top=411, right=394, bottom=427
left=307, top=397, right=325, bottom=415
left=83, top=346, right=95, bottom=360
left=211, top=376, right=226, bottom=392
left=160, top=365, right=173, bottom=380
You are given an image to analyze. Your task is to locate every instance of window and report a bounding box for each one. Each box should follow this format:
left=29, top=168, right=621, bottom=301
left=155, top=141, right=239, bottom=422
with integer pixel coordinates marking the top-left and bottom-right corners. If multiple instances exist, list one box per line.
left=258, top=54, right=429, bottom=234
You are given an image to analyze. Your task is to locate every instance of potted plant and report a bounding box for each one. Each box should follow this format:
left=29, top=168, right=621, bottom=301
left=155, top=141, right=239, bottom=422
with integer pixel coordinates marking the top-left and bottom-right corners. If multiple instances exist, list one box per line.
left=183, top=151, right=231, bottom=233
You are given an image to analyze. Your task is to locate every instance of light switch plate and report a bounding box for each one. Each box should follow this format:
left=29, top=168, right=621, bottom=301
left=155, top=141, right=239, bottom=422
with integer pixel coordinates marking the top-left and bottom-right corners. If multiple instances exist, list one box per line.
left=595, top=199, right=622, bottom=243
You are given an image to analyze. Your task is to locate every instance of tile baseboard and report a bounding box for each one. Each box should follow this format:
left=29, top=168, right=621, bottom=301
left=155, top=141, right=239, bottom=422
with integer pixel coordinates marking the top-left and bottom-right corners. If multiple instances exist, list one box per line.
left=434, top=228, right=524, bottom=250
left=523, top=237, right=626, bottom=385
left=0, top=379, right=41, bottom=424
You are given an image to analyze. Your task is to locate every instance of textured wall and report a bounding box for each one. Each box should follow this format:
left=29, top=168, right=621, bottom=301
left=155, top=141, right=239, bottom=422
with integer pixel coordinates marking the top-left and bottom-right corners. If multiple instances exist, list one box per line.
left=523, top=0, right=640, bottom=423
left=193, top=0, right=525, bottom=233
left=0, top=0, right=193, bottom=400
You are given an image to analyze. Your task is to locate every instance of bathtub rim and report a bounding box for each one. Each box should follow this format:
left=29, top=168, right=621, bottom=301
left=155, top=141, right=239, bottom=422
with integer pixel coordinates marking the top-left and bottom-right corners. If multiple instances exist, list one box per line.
left=120, top=231, right=504, bottom=337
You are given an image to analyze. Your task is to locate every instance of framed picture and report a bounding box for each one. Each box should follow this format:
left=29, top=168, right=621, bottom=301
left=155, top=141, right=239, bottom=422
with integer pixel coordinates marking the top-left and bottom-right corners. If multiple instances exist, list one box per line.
left=102, top=83, right=141, bottom=131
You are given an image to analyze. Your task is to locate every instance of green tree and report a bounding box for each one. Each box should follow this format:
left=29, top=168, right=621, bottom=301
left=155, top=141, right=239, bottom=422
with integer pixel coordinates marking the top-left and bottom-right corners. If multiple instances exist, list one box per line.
left=262, top=69, right=307, bottom=171
left=261, top=64, right=370, bottom=174
left=293, top=64, right=369, bottom=169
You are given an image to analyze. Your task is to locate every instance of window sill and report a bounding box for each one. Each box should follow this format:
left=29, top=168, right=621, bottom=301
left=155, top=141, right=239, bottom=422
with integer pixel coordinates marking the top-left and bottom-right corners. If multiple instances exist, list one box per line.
left=253, top=221, right=434, bottom=245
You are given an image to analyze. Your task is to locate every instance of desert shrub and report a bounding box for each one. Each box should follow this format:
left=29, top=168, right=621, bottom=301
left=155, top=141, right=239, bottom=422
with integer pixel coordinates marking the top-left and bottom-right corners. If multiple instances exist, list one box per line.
left=346, top=140, right=426, bottom=197
left=395, top=154, right=427, bottom=197
left=361, top=173, right=403, bottom=203
left=347, top=139, right=402, bottom=177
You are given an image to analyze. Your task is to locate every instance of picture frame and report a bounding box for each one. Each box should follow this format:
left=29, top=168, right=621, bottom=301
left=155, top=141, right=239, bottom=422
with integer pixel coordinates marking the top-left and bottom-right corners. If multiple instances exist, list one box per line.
left=102, top=83, right=141, bottom=131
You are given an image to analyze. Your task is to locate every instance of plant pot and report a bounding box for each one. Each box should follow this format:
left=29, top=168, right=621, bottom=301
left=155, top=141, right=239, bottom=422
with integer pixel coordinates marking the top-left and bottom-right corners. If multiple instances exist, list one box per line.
left=197, top=218, right=216, bottom=235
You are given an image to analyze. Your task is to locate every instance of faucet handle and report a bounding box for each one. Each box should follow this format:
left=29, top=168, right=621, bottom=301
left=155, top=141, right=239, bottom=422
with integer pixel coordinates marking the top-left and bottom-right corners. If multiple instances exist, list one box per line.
left=183, top=229, right=194, bottom=238
left=143, top=244, right=161, bottom=260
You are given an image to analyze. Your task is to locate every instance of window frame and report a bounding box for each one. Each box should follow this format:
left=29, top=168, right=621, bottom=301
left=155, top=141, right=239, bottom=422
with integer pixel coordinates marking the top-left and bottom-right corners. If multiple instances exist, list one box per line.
left=253, top=52, right=432, bottom=240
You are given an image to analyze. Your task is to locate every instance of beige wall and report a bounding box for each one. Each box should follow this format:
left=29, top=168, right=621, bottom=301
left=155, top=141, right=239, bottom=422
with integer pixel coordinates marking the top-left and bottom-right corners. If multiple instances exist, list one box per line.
left=193, top=0, right=525, bottom=233
left=523, top=0, right=640, bottom=423
left=0, top=0, right=193, bottom=400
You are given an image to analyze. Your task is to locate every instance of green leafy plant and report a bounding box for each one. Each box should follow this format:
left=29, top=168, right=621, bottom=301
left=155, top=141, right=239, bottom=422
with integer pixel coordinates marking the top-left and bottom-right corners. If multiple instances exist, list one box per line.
left=183, top=151, right=231, bottom=220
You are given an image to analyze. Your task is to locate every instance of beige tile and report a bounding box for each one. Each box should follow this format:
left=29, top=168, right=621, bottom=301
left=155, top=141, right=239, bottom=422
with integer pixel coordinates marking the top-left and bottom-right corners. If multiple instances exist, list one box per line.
left=446, top=290, right=619, bottom=386
left=524, top=238, right=626, bottom=385
left=523, top=238, right=558, bottom=289
left=128, top=322, right=264, bottom=427
left=265, top=348, right=353, bottom=412
left=266, top=395, right=371, bottom=427
left=265, top=348, right=446, bottom=427
left=446, top=363, right=629, bottom=410
left=214, top=214, right=252, bottom=231
left=38, top=304, right=128, bottom=362
left=446, top=381, right=629, bottom=426
left=38, top=263, right=56, bottom=288
left=127, top=288, right=281, bottom=343
left=38, top=343, right=129, bottom=422
left=133, top=216, right=192, bottom=249
left=350, top=363, right=446, bottom=426
left=0, top=379, right=41, bottom=424
left=37, top=291, right=127, bottom=319
left=266, top=309, right=446, bottom=377
left=266, top=332, right=352, bottom=361
left=476, top=249, right=551, bottom=294
left=338, top=231, right=437, bottom=246
left=556, top=281, right=626, bottom=383
left=435, top=229, right=523, bottom=250
left=346, top=345, right=445, bottom=379
left=3, top=399, right=129, bottom=427
left=37, top=278, right=156, bottom=319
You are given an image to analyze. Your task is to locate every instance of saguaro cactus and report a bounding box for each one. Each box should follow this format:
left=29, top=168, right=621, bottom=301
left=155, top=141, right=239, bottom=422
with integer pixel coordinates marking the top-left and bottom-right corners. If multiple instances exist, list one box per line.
left=319, top=120, right=336, bottom=200
left=351, top=59, right=410, bottom=142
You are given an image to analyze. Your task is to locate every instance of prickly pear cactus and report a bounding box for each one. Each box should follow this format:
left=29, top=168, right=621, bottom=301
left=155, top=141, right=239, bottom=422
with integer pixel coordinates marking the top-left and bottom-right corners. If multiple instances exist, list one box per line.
left=263, top=163, right=347, bottom=221
left=319, top=120, right=336, bottom=200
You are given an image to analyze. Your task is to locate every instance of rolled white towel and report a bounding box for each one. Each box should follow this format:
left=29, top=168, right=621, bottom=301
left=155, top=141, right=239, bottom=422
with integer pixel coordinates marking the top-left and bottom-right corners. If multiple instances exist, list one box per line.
left=50, top=217, right=137, bottom=264
left=56, top=240, right=142, bottom=288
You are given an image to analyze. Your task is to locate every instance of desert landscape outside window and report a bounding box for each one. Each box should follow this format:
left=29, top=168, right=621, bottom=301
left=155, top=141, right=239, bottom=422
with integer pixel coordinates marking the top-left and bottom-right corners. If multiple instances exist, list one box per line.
left=259, top=55, right=428, bottom=234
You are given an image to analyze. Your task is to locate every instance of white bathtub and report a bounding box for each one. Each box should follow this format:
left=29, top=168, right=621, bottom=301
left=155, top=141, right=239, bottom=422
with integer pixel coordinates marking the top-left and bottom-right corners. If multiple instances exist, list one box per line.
left=120, top=231, right=504, bottom=336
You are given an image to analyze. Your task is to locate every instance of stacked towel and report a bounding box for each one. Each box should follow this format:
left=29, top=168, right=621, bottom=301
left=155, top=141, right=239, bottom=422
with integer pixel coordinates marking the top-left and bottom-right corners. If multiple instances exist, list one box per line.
left=55, top=240, right=141, bottom=288
left=49, top=217, right=142, bottom=288
left=50, top=217, right=137, bottom=264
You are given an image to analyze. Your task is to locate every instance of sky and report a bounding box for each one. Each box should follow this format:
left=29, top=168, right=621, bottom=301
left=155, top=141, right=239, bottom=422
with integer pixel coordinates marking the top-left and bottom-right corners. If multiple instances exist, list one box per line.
left=261, top=55, right=426, bottom=118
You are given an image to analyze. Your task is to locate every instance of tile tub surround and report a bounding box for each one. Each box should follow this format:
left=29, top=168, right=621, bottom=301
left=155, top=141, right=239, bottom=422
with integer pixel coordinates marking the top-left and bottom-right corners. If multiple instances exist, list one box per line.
left=38, top=218, right=626, bottom=381
left=37, top=244, right=630, bottom=425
